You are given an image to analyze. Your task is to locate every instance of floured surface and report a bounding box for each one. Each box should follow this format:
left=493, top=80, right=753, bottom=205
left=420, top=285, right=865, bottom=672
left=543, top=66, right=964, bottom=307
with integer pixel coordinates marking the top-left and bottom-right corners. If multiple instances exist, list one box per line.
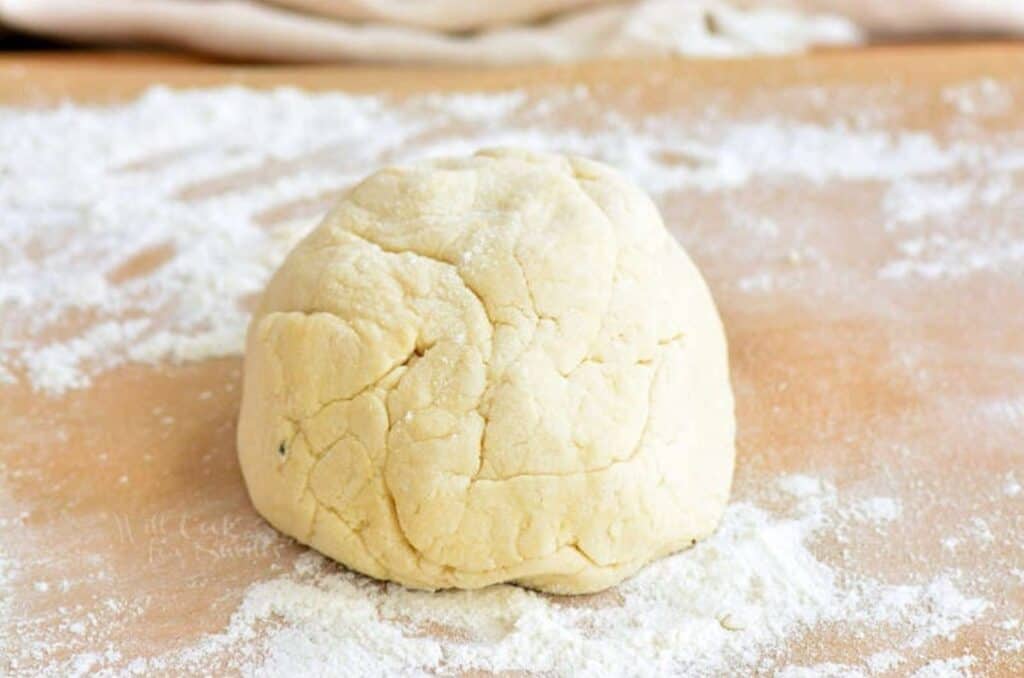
left=0, top=49, right=1023, bottom=675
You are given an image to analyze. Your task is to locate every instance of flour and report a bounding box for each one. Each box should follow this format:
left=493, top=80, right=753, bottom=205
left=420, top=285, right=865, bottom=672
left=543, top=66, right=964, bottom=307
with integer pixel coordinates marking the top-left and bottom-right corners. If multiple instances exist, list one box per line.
left=849, top=496, right=902, bottom=523
left=980, top=397, right=1024, bottom=427
left=883, top=178, right=975, bottom=227
left=942, top=77, right=1014, bottom=118
left=777, top=663, right=867, bottom=677
left=0, top=561, right=12, bottom=654
left=879, top=169, right=1024, bottom=281
left=94, top=477, right=988, bottom=677
left=878, top=233, right=1024, bottom=281
left=912, top=656, right=976, bottom=678
left=0, top=485, right=18, bottom=668
left=866, top=650, right=905, bottom=673
left=1, top=82, right=1020, bottom=395
left=1004, top=473, right=1022, bottom=498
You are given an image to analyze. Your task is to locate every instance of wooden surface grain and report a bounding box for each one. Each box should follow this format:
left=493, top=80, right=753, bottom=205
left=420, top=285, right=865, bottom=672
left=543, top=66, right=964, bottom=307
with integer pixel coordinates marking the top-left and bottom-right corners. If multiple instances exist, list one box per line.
left=1, top=46, right=1023, bottom=675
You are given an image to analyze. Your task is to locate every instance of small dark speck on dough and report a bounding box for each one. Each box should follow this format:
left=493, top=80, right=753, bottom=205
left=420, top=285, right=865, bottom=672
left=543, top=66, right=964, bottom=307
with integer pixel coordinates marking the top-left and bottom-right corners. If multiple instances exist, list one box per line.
left=703, top=11, right=720, bottom=34
left=278, top=442, right=286, bottom=456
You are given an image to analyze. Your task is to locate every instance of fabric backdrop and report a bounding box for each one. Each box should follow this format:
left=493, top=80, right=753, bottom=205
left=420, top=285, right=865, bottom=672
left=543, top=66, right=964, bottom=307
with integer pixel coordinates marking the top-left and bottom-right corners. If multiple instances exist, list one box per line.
left=0, top=0, right=1019, bottom=64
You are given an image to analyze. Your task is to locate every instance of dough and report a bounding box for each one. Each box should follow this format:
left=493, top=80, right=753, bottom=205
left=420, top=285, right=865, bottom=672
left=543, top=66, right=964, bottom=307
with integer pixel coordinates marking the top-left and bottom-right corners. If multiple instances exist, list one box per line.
left=237, top=149, right=735, bottom=593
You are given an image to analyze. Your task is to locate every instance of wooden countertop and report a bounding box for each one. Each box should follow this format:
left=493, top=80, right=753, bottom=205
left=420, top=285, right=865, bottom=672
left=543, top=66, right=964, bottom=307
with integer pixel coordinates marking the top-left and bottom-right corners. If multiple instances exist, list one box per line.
left=1, top=46, right=1022, bottom=675
left=3, top=43, right=1024, bottom=102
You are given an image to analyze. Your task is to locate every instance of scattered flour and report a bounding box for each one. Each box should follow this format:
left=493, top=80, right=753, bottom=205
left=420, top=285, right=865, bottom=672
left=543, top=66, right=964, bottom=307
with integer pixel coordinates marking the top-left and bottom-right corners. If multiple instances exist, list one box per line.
left=866, top=650, right=905, bottom=673
left=1004, top=473, right=1022, bottom=498
left=942, top=77, right=1014, bottom=118
left=71, top=477, right=987, bottom=677
left=980, top=397, right=1024, bottom=427
left=849, top=496, right=902, bottom=523
left=738, top=271, right=776, bottom=293
left=0, top=483, right=18, bottom=668
left=777, top=663, right=866, bottom=677
left=911, top=655, right=976, bottom=678
left=883, top=178, right=975, bottom=227
left=878, top=233, right=1024, bottom=281
left=1, top=81, right=1022, bottom=394
left=969, top=518, right=996, bottom=545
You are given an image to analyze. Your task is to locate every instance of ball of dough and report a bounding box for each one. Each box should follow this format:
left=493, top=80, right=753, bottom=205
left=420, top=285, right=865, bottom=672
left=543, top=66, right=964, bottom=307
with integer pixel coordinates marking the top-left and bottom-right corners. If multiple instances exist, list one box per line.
left=237, top=149, right=734, bottom=594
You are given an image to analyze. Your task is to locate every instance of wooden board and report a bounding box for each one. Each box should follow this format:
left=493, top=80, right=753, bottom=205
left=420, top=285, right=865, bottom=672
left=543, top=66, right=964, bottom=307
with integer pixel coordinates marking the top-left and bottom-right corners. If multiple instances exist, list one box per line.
left=1, top=46, right=1022, bottom=675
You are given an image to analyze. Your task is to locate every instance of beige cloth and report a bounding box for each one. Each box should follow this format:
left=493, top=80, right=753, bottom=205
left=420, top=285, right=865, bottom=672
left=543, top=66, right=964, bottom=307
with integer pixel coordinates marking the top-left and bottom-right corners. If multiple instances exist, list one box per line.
left=0, top=0, right=1019, bottom=65
left=0, top=0, right=859, bottom=63
left=781, top=0, right=1024, bottom=36
left=264, top=0, right=611, bottom=31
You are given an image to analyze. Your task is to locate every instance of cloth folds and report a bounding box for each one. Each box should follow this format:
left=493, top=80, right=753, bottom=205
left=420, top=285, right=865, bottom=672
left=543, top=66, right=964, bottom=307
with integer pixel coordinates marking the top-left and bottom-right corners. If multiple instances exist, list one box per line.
left=0, top=0, right=1019, bottom=64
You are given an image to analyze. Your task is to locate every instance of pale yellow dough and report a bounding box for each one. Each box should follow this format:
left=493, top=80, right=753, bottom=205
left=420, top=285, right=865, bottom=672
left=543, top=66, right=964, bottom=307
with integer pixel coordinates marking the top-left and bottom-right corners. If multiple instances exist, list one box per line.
left=237, top=149, right=735, bottom=593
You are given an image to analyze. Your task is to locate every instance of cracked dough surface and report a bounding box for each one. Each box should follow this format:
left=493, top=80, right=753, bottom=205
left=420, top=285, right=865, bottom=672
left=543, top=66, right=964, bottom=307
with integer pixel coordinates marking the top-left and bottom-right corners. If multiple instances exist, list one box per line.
left=237, top=148, right=735, bottom=593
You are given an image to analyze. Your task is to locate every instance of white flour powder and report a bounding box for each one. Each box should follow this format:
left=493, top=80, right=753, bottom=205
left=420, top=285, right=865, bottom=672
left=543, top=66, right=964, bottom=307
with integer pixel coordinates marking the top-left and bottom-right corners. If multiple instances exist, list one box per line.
left=2, top=77, right=1022, bottom=676
left=118, top=478, right=987, bottom=677
left=2, top=83, right=1022, bottom=395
